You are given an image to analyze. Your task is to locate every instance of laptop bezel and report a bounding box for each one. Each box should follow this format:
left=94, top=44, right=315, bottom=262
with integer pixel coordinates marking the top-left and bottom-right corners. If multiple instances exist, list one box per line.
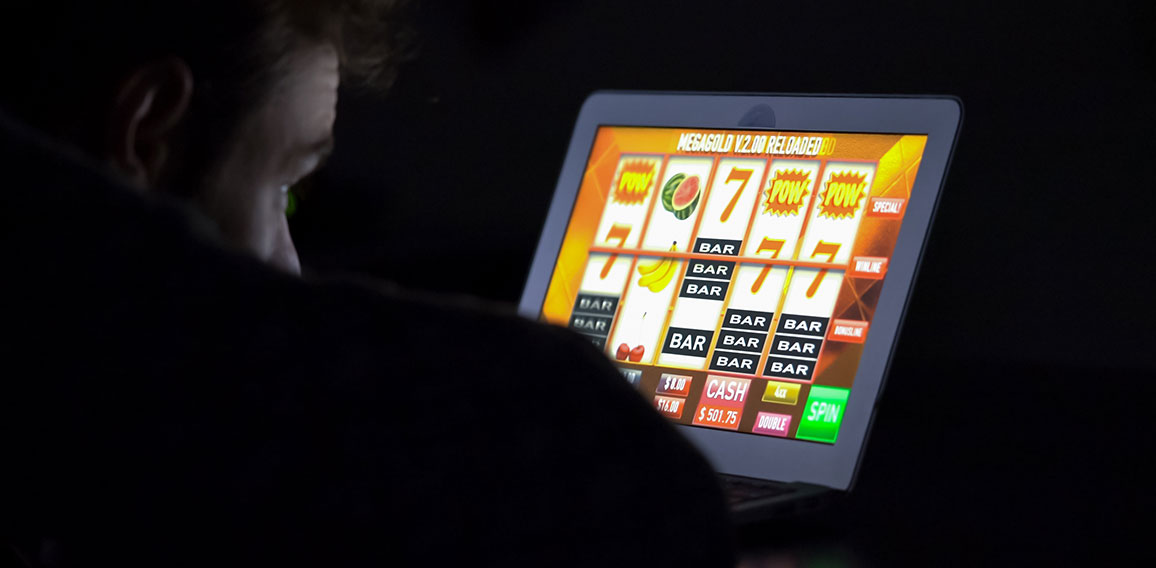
left=519, top=92, right=961, bottom=491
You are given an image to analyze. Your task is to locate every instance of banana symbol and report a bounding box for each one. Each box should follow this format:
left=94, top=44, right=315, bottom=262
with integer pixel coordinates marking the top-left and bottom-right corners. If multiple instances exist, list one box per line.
left=637, top=241, right=679, bottom=292
left=636, top=257, right=665, bottom=276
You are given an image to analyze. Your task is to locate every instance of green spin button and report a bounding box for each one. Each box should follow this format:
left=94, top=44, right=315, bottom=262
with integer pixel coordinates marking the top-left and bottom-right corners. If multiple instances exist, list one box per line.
left=795, top=386, right=850, bottom=444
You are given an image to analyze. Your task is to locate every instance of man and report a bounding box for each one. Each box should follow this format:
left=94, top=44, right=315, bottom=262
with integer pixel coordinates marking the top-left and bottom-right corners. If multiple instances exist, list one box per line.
left=0, top=1, right=732, bottom=566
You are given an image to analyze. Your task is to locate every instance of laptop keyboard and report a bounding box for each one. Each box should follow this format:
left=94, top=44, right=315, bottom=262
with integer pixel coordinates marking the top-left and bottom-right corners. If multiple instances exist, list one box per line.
left=719, top=474, right=796, bottom=505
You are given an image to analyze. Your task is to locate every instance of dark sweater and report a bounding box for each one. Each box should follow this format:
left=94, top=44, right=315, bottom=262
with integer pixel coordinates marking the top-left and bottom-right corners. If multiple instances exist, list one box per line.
left=0, top=110, right=732, bottom=567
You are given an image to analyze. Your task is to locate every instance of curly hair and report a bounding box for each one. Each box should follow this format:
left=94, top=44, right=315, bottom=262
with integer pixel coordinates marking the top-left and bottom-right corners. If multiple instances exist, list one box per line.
left=263, top=0, right=412, bottom=89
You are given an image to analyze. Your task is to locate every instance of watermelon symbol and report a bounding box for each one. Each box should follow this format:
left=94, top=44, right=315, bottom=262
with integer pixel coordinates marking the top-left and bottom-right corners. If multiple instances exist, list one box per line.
left=661, top=173, right=702, bottom=220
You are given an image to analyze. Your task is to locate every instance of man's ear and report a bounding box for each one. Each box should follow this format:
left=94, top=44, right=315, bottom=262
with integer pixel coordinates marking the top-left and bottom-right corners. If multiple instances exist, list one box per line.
left=106, top=57, right=193, bottom=190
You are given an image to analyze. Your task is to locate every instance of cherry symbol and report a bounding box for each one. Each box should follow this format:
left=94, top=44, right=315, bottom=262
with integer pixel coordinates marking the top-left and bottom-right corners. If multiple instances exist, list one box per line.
left=628, top=345, right=645, bottom=362
left=616, top=343, right=631, bottom=361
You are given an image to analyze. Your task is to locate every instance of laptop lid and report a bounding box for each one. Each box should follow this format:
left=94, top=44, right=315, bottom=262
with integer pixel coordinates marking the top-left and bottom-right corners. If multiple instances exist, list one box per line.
left=519, top=92, right=961, bottom=491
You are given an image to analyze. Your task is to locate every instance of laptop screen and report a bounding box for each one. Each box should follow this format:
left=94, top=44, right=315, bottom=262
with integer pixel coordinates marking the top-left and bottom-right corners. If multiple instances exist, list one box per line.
left=539, top=126, right=928, bottom=445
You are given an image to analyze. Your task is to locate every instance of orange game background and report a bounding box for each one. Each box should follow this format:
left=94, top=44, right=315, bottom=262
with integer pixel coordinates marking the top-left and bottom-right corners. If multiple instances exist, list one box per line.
left=542, top=126, right=926, bottom=390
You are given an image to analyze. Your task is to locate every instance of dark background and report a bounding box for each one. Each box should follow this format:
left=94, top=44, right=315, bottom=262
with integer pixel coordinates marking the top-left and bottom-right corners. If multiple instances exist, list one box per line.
left=290, top=1, right=1154, bottom=562
left=293, top=0, right=1154, bottom=373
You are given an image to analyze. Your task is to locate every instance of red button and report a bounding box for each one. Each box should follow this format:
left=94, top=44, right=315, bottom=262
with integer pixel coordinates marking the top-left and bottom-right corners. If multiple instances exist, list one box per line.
left=656, top=373, right=693, bottom=397
left=752, top=412, right=792, bottom=437
left=654, top=395, right=686, bottom=419
left=691, top=403, right=743, bottom=430
left=700, top=376, right=751, bottom=408
left=828, top=319, right=869, bottom=343
left=849, top=256, right=888, bottom=279
left=867, top=197, right=906, bottom=218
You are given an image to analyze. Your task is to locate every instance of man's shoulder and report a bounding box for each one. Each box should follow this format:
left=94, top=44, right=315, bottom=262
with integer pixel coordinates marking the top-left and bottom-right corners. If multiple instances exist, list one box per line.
left=316, top=279, right=564, bottom=343
left=298, top=277, right=619, bottom=384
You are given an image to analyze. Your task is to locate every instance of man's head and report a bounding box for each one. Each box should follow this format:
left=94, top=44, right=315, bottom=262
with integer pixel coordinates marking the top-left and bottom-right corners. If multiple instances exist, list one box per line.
left=0, top=1, right=406, bottom=274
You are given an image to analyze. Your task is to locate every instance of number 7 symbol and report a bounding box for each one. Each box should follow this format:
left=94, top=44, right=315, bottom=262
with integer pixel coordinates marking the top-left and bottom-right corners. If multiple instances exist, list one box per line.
left=806, top=241, right=841, bottom=298
left=750, top=237, right=786, bottom=294
left=719, top=168, right=754, bottom=223
left=600, top=223, right=632, bottom=279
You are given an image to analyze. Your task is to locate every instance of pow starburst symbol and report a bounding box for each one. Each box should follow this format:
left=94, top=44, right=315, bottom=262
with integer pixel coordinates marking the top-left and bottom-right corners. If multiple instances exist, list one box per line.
left=612, top=160, right=655, bottom=205
left=818, top=171, right=867, bottom=219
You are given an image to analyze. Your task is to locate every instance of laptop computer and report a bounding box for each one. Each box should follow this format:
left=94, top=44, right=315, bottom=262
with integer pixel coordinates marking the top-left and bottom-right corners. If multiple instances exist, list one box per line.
left=518, top=92, right=962, bottom=522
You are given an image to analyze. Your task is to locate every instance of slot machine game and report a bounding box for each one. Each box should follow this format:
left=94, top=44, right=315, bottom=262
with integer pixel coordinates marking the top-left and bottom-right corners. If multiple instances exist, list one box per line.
left=543, top=126, right=925, bottom=444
